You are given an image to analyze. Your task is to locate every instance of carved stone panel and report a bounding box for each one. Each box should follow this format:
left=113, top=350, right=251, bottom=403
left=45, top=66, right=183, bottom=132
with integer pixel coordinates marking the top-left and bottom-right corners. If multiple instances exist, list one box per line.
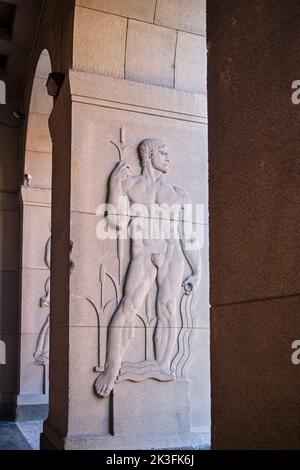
left=90, top=131, right=202, bottom=398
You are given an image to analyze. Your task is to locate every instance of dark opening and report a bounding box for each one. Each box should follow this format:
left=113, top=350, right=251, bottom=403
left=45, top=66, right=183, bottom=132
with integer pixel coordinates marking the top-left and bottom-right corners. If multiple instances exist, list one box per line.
left=0, top=55, right=7, bottom=75
left=0, top=1, right=16, bottom=41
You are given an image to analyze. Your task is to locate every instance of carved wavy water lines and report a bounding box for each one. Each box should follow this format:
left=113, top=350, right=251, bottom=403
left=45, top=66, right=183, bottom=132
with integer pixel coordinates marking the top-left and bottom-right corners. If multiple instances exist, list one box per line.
left=181, top=292, right=194, bottom=377
left=177, top=295, right=189, bottom=378
left=171, top=293, right=185, bottom=376
left=118, top=370, right=173, bottom=383
left=121, top=360, right=157, bottom=371
left=172, top=291, right=194, bottom=378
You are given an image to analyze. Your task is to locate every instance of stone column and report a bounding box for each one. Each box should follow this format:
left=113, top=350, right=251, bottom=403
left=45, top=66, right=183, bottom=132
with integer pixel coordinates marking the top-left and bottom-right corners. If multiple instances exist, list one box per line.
left=208, top=0, right=300, bottom=450
left=42, top=0, right=209, bottom=450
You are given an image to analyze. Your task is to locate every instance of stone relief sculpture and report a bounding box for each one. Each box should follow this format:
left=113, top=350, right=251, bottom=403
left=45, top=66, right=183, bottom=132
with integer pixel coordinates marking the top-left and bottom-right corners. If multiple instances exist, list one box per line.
left=34, top=236, right=51, bottom=366
left=87, top=263, right=119, bottom=372
left=34, top=238, right=73, bottom=373
left=109, top=126, right=131, bottom=285
left=40, top=236, right=51, bottom=309
left=94, top=136, right=201, bottom=398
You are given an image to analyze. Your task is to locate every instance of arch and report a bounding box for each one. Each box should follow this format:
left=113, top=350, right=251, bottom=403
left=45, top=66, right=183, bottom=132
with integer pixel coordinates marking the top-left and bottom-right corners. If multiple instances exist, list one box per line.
left=17, top=49, right=53, bottom=418
left=21, top=19, right=58, bottom=132
left=24, top=49, right=53, bottom=189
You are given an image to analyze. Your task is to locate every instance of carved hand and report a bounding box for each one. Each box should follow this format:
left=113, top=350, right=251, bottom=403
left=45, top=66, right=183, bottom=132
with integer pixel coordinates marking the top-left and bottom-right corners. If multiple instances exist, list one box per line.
left=110, top=162, right=131, bottom=183
left=182, top=272, right=200, bottom=295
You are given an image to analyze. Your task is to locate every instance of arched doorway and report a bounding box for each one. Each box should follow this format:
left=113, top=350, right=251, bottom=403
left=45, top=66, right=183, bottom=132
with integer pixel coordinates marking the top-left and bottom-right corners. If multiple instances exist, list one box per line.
left=17, top=49, right=53, bottom=421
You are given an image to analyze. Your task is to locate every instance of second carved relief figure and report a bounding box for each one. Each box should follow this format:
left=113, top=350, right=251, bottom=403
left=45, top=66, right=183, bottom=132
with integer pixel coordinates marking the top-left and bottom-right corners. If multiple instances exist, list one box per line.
left=94, top=138, right=201, bottom=398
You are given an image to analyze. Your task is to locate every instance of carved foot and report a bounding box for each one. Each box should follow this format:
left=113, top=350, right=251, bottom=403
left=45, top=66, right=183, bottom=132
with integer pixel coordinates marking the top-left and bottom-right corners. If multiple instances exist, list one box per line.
left=94, top=367, right=118, bottom=398
left=159, top=367, right=176, bottom=381
left=34, top=354, right=49, bottom=366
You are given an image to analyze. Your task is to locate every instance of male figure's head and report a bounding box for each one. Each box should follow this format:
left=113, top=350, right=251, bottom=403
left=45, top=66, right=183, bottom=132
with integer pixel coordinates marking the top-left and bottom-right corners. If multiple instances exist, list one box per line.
left=138, top=139, right=169, bottom=174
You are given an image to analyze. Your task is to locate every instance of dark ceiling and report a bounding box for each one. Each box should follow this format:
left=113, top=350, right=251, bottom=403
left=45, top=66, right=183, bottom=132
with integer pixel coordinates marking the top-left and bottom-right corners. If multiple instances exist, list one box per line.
left=0, top=0, right=44, bottom=96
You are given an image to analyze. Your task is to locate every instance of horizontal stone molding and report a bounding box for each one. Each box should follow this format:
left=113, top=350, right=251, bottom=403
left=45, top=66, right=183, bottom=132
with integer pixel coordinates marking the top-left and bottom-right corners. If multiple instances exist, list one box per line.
left=68, top=70, right=207, bottom=123
left=20, top=186, right=51, bottom=208
left=76, top=0, right=157, bottom=24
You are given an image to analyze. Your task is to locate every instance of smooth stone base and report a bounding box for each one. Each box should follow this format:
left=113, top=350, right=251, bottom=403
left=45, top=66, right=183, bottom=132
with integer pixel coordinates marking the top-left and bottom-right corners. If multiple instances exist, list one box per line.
left=41, top=380, right=209, bottom=450
left=41, top=427, right=208, bottom=450
left=113, top=380, right=190, bottom=436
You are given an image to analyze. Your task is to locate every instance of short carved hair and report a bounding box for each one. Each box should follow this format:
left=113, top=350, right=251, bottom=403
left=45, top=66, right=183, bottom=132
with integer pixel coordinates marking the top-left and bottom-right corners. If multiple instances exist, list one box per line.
left=138, top=139, right=165, bottom=166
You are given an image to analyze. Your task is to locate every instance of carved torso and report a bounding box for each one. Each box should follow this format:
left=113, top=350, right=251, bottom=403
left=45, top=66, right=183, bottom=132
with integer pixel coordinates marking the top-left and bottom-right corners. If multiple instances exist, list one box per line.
left=124, top=175, right=186, bottom=207
left=123, top=175, right=188, bottom=256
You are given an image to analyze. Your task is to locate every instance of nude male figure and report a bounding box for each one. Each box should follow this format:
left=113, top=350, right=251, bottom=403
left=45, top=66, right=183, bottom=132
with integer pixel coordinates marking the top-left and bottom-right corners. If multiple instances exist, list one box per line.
left=95, top=139, right=201, bottom=397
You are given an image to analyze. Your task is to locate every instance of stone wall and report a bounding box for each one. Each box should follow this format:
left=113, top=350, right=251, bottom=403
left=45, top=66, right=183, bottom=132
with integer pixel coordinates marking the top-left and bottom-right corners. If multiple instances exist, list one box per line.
left=0, top=90, right=20, bottom=418
left=73, top=0, right=206, bottom=93
left=208, top=0, right=300, bottom=450
left=42, top=0, right=210, bottom=449
left=17, top=49, right=53, bottom=421
left=0, top=0, right=75, bottom=420
left=16, top=0, right=75, bottom=421
left=1, top=0, right=210, bottom=450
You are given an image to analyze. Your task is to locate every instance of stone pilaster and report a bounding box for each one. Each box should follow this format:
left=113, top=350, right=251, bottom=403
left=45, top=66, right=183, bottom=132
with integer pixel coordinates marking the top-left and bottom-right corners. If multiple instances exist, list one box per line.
left=41, top=0, right=209, bottom=449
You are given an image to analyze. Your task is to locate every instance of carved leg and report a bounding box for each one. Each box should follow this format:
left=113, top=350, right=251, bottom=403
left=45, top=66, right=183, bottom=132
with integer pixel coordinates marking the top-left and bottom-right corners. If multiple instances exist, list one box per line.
left=34, top=314, right=50, bottom=364
left=155, top=245, right=184, bottom=375
left=95, top=254, right=156, bottom=397
left=155, top=300, right=177, bottom=374
left=94, top=298, right=138, bottom=397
